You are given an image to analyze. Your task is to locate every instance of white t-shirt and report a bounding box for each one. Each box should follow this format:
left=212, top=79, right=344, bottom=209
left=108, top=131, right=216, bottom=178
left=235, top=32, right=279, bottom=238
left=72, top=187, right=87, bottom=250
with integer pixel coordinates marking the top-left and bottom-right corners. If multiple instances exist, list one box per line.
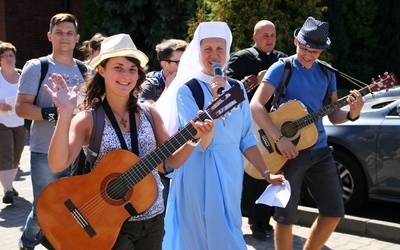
left=0, top=72, right=23, bottom=127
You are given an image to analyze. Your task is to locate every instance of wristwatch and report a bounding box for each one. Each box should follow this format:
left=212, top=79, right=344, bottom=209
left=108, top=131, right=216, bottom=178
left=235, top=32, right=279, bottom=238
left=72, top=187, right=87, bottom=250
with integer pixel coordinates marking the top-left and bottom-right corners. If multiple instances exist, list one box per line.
left=187, top=138, right=202, bottom=147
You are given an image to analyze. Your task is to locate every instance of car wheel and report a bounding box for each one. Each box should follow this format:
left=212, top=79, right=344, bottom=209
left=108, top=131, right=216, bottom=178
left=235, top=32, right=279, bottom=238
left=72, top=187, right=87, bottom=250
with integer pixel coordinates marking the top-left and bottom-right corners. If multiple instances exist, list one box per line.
left=333, top=148, right=367, bottom=213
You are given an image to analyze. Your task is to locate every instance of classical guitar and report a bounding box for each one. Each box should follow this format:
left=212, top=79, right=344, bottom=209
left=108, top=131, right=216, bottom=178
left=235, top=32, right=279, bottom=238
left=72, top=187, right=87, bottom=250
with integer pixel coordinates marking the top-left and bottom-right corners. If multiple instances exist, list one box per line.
left=36, top=86, right=245, bottom=249
left=245, top=72, right=399, bottom=179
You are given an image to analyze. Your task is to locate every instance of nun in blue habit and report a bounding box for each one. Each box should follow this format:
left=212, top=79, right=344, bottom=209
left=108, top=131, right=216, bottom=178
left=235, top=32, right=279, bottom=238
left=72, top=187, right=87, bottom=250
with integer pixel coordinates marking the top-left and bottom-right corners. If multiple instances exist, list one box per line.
left=155, top=21, right=285, bottom=250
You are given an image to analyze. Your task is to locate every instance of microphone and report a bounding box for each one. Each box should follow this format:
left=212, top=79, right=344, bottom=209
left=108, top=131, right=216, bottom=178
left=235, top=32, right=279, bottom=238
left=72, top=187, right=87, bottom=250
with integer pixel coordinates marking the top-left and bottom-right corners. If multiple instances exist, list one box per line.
left=212, top=62, right=224, bottom=95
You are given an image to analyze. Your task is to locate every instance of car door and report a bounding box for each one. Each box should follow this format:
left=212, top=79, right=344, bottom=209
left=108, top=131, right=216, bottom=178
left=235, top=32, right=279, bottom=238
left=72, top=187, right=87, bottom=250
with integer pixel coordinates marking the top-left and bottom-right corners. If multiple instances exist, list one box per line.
left=376, top=104, right=400, bottom=197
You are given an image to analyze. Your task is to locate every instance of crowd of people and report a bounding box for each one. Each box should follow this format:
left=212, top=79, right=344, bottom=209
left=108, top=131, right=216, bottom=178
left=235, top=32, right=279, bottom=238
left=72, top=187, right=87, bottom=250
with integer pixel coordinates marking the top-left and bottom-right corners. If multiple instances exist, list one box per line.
left=0, top=12, right=365, bottom=250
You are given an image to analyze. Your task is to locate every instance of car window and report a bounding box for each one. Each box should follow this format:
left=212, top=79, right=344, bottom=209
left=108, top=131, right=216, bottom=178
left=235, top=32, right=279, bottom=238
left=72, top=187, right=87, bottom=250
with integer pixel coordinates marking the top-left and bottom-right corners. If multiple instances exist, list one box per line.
left=388, top=105, right=400, bottom=116
left=371, top=100, right=395, bottom=109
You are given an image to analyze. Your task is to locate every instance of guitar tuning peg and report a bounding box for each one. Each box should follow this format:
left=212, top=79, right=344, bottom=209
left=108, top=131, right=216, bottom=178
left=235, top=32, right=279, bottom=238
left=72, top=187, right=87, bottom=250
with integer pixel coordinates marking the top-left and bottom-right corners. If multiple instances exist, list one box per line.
left=384, top=72, right=388, bottom=76
left=233, top=105, right=239, bottom=110
left=371, top=78, right=375, bottom=82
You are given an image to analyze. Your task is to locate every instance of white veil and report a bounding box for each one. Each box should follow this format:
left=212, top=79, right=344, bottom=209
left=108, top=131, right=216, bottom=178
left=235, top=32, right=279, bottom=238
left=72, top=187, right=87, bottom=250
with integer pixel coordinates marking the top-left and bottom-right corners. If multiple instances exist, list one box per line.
left=155, top=21, right=233, bottom=134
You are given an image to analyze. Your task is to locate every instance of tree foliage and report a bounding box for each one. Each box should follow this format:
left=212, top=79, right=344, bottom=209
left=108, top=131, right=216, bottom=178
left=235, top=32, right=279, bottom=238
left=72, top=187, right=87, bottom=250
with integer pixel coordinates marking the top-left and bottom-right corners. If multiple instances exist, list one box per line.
left=80, top=0, right=400, bottom=88
left=81, top=0, right=196, bottom=70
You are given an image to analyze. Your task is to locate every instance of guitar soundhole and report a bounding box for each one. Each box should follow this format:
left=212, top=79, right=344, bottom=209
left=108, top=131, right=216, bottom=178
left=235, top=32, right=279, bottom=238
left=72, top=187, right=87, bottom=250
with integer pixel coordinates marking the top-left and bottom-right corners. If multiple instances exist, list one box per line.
left=281, top=121, right=298, bottom=138
left=106, top=179, right=129, bottom=199
left=101, top=173, right=132, bottom=205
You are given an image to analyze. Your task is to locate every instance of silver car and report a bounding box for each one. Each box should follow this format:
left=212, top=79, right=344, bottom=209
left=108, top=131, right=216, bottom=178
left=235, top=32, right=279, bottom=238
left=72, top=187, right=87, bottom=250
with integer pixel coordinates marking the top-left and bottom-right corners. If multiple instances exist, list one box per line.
left=321, top=88, right=400, bottom=212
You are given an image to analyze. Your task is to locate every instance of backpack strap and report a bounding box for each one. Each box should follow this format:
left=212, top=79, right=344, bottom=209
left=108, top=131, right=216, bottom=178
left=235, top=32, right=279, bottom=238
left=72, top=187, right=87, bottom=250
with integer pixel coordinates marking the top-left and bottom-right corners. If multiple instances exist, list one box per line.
left=185, top=78, right=240, bottom=110
left=138, top=102, right=155, bottom=131
left=268, top=57, right=293, bottom=111
left=72, top=104, right=105, bottom=175
left=85, top=104, right=105, bottom=169
left=316, top=60, right=333, bottom=106
left=33, top=56, right=50, bottom=105
left=75, top=59, right=88, bottom=76
left=186, top=78, right=204, bottom=110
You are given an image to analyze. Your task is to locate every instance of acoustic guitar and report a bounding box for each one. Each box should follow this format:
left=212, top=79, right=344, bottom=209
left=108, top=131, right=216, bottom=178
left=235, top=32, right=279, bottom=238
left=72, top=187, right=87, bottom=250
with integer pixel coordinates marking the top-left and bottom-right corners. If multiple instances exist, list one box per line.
left=36, top=86, right=245, bottom=249
left=245, top=72, right=399, bottom=179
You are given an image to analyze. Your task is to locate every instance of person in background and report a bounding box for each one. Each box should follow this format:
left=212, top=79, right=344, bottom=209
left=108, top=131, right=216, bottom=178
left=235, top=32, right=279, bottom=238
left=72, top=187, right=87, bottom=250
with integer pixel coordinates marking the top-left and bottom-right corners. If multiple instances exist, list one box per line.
left=16, top=13, right=91, bottom=250
left=139, top=38, right=188, bottom=104
left=250, top=16, right=364, bottom=249
left=78, top=32, right=107, bottom=64
left=155, top=21, right=285, bottom=250
left=44, top=33, right=213, bottom=249
left=138, top=38, right=188, bottom=208
left=225, top=19, right=287, bottom=239
left=0, top=42, right=26, bottom=204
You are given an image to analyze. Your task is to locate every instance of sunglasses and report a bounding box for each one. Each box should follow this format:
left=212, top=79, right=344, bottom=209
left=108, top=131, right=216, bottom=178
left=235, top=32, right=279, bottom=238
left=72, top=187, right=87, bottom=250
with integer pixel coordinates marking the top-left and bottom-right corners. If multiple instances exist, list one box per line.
left=163, top=59, right=180, bottom=65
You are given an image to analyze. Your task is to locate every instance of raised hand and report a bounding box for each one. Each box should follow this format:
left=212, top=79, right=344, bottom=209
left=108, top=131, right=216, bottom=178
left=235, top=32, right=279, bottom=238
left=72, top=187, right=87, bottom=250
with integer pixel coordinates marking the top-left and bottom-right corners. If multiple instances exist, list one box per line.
left=44, top=73, right=78, bottom=114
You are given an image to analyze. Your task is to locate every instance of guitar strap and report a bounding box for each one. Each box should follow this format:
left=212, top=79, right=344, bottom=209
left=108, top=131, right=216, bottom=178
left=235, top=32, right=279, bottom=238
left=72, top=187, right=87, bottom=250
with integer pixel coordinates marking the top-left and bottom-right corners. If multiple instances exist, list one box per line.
left=102, top=98, right=139, bottom=155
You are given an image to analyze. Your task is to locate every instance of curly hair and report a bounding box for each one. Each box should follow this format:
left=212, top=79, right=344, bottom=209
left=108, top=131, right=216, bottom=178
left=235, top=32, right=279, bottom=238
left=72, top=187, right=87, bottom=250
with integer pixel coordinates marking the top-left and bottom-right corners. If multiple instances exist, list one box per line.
left=79, top=57, right=146, bottom=113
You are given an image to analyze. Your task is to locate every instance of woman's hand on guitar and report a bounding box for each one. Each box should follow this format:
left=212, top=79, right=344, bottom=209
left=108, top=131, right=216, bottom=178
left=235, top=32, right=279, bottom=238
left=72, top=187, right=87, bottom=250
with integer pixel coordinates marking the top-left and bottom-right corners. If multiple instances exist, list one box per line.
left=277, top=137, right=299, bottom=159
left=265, top=173, right=286, bottom=186
left=190, top=110, right=215, bottom=139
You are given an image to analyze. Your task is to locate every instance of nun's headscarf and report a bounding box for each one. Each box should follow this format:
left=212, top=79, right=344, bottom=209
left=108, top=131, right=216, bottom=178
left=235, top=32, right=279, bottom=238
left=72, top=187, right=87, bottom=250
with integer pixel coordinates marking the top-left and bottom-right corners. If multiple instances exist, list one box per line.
left=155, top=21, right=233, bottom=134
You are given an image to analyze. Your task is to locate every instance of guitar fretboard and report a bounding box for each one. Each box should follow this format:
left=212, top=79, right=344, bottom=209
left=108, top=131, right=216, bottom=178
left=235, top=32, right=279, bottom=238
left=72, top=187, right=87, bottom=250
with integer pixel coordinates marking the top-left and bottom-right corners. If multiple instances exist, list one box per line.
left=121, top=113, right=206, bottom=187
left=294, top=86, right=371, bottom=130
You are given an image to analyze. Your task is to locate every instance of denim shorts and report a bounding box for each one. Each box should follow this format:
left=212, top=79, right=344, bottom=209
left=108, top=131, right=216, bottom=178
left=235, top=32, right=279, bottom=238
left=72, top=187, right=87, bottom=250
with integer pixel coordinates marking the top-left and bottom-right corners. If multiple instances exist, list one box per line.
left=274, top=146, right=345, bottom=225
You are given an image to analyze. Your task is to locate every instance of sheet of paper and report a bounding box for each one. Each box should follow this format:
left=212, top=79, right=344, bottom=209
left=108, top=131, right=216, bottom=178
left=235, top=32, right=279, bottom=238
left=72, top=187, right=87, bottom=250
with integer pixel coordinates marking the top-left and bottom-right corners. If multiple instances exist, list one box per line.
left=5, top=96, right=17, bottom=115
left=256, top=180, right=291, bottom=208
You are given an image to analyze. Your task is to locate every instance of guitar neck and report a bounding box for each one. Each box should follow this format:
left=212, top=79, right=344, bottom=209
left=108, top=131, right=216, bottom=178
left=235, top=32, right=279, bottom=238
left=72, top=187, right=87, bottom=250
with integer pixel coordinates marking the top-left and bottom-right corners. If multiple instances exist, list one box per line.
left=121, top=113, right=206, bottom=188
left=295, top=85, right=371, bottom=129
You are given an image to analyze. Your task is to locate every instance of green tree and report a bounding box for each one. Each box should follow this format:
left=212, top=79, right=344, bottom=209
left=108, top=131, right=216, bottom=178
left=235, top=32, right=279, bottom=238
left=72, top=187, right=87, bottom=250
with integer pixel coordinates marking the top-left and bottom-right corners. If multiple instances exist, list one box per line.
left=81, top=0, right=196, bottom=70
left=372, top=0, right=400, bottom=79
left=188, top=0, right=327, bottom=58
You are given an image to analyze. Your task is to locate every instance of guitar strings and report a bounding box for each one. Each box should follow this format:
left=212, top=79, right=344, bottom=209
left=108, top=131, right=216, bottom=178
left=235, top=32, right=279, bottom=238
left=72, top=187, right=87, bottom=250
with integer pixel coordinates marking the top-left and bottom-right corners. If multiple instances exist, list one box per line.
left=74, top=125, right=196, bottom=222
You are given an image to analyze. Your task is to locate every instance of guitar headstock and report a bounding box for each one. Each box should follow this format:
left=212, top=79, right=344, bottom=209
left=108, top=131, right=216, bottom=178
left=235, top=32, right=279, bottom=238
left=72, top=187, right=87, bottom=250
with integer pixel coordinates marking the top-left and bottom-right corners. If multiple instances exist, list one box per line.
left=202, top=86, right=245, bottom=121
left=369, top=72, right=399, bottom=93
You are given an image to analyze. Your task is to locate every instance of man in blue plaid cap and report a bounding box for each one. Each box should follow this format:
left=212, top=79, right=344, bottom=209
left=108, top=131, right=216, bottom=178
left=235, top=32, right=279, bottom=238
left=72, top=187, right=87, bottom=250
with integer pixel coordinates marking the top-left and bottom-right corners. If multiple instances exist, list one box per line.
left=250, top=16, right=364, bottom=249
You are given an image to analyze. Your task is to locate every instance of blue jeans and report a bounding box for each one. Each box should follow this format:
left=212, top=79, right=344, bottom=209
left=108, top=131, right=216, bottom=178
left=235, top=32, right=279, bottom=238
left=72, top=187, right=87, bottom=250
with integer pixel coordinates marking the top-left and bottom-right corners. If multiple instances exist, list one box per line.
left=20, top=152, right=70, bottom=248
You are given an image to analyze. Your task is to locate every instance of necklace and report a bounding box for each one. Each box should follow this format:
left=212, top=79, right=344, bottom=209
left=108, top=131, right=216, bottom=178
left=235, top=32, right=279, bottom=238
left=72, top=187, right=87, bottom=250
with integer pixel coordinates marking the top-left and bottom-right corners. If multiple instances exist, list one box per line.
left=112, top=109, right=128, bottom=128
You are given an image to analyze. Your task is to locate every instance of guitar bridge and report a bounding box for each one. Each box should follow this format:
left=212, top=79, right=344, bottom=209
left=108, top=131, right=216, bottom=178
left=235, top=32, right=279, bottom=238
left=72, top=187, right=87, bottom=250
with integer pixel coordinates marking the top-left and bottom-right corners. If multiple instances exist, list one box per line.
left=64, top=199, right=97, bottom=238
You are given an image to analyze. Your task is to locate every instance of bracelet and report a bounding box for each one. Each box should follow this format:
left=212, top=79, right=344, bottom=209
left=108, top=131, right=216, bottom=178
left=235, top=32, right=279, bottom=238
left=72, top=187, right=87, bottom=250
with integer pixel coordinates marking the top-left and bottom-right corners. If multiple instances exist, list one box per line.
left=274, top=135, right=284, bottom=144
left=187, top=138, right=202, bottom=147
left=262, top=169, right=271, bottom=179
left=346, top=111, right=359, bottom=122
left=41, top=107, right=58, bottom=122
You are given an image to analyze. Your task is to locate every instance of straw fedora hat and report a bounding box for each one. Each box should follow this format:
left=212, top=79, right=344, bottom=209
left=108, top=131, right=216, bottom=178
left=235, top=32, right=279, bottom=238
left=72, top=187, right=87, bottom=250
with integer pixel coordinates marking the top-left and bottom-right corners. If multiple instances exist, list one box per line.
left=89, top=33, right=149, bottom=68
left=294, top=16, right=331, bottom=50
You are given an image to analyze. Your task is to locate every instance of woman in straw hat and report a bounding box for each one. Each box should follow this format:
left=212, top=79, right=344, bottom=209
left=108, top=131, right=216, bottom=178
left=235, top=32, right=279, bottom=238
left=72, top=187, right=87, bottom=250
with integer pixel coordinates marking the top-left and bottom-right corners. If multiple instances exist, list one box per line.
left=156, top=22, right=285, bottom=250
left=44, top=33, right=214, bottom=249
